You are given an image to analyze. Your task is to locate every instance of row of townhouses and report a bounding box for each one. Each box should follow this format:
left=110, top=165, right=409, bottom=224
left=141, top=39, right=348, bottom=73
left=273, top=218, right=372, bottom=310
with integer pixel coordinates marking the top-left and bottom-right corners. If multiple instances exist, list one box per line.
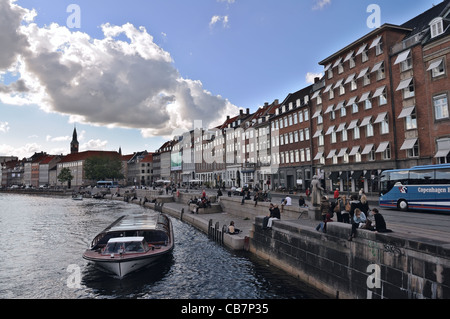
left=2, top=1, right=450, bottom=194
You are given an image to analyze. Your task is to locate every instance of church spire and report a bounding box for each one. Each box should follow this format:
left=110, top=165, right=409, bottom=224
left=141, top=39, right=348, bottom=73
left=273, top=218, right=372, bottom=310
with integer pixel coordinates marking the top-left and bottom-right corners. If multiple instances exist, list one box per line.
left=70, top=126, right=79, bottom=154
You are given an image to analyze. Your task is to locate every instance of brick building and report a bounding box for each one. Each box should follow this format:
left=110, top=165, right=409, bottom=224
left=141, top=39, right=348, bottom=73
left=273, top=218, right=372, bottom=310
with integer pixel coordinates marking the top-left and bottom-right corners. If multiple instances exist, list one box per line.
left=310, top=0, right=450, bottom=194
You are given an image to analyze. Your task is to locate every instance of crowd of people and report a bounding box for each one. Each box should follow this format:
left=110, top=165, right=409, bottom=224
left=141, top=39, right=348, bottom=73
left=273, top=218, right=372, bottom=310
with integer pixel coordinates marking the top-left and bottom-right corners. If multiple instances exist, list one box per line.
left=316, top=189, right=392, bottom=241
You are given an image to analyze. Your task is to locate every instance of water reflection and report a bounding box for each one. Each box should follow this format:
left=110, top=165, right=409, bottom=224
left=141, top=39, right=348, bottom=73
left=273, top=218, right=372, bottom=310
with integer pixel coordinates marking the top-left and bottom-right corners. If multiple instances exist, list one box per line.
left=0, top=194, right=326, bottom=299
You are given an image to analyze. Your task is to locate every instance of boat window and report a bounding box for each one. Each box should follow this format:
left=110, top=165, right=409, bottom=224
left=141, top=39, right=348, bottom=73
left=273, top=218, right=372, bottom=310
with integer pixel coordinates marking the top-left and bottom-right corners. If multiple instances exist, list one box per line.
left=124, top=241, right=145, bottom=253
left=103, top=242, right=124, bottom=254
left=144, top=231, right=168, bottom=244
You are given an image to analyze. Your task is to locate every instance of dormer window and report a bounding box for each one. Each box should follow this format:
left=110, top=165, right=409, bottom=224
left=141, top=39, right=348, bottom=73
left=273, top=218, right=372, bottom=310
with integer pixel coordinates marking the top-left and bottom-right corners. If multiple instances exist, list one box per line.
left=430, top=17, right=444, bottom=38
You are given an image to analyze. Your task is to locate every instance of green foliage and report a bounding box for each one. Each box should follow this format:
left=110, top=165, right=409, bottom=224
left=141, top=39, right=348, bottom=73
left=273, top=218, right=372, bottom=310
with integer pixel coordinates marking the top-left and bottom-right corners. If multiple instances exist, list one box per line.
left=84, top=156, right=124, bottom=181
left=57, top=167, right=74, bottom=184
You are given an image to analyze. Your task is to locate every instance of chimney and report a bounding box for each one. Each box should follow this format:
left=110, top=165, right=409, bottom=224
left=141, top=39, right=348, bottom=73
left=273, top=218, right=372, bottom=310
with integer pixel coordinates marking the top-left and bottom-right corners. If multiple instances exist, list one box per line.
left=240, top=109, right=243, bottom=115
left=314, top=77, right=320, bottom=83
left=246, top=108, right=250, bottom=114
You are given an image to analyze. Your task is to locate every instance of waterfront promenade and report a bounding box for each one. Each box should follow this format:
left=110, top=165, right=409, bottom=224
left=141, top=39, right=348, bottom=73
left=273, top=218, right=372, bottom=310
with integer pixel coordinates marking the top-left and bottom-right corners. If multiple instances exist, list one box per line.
left=2, top=187, right=449, bottom=298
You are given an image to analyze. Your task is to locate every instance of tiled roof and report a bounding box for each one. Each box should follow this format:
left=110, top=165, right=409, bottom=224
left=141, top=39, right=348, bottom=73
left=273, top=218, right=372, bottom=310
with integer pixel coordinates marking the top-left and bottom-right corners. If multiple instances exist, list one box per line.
left=59, top=151, right=120, bottom=163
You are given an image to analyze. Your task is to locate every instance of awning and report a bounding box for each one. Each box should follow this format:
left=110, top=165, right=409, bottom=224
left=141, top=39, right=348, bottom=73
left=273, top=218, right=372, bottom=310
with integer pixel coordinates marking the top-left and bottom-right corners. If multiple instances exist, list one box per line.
left=356, top=43, right=368, bottom=56
left=337, top=148, right=348, bottom=158
left=351, top=170, right=364, bottom=180
left=335, top=101, right=345, bottom=110
left=357, top=67, right=370, bottom=79
left=314, top=152, right=324, bottom=160
left=434, top=139, right=450, bottom=158
left=371, top=61, right=384, bottom=73
left=358, top=91, right=371, bottom=102
left=345, top=73, right=356, bottom=84
left=313, top=129, right=323, bottom=138
left=344, top=51, right=354, bottom=62
left=369, top=36, right=382, bottom=49
left=427, top=58, right=444, bottom=71
left=311, top=90, right=321, bottom=99
left=333, top=57, right=343, bottom=68
left=374, top=112, right=388, bottom=124
left=348, top=120, right=359, bottom=130
left=396, top=78, right=413, bottom=91
left=376, top=141, right=390, bottom=153
left=373, top=86, right=386, bottom=98
left=333, top=79, right=344, bottom=89
left=327, top=149, right=337, bottom=159
left=324, top=64, right=332, bottom=72
left=400, top=138, right=418, bottom=150
left=323, top=84, right=333, bottom=93
left=394, top=49, right=411, bottom=65
left=398, top=106, right=415, bottom=119
left=324, top=104, right=335, bottom=114
left=361, top=144, right=374, bottom=155
left=349, top=146, right=360, bottom=156
left=312, top=110, right=322, bottom=119
left=336, top=123, right=347, bottom=132
left=325, top=126, right=336, bottom=135
left=359, top=116, right=372, bottom=127
left=346, top=96, right=358, bottom=106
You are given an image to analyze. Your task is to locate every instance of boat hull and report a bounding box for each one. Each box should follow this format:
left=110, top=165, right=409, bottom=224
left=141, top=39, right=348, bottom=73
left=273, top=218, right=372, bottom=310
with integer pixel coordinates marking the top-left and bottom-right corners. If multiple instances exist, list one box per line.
left=85, top=248, right=172, bottom=278
left=83, top=213, right=174, bottom=278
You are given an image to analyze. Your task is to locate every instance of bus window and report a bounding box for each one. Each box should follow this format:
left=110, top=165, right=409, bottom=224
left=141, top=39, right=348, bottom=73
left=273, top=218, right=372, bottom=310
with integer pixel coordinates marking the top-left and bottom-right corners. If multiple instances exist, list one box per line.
left=436, top=169, right=450, bottom=184
left=409, top=170, right=435, bottom=185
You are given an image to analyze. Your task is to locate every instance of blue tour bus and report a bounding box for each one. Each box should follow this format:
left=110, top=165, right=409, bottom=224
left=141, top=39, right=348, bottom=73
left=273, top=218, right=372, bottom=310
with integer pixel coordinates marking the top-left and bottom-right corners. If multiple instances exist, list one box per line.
left=96, top=181, right=118, bottom=188
left=379, top=164, right=450, bottom=212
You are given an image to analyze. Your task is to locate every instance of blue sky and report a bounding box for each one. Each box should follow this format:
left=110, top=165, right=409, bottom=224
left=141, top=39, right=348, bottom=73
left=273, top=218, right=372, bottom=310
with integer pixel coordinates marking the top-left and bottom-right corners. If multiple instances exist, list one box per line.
left=0, top=0, right=442, bottom=158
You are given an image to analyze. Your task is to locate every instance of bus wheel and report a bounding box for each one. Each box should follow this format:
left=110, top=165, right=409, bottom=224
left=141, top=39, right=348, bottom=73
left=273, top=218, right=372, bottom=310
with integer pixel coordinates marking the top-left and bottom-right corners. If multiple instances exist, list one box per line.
left=397, top=199, right=408, bottom=211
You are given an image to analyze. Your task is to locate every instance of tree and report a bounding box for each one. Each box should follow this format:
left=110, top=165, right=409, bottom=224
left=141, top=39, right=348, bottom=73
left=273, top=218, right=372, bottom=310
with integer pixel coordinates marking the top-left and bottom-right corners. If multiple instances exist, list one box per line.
left=84, top=156, right=124, bottom=182
left=58, top=167, right=74, bottom=189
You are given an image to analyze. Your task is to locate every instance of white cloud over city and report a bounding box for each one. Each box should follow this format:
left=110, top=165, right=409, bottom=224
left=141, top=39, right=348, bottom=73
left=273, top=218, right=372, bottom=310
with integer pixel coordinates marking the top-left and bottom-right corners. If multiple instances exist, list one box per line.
left=0, top=0, right=239, bottom=139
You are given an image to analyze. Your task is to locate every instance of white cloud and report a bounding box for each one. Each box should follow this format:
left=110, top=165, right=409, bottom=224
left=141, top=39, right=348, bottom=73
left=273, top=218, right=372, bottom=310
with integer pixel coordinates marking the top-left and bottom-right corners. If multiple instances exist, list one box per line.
left=46, top=135, right=70, bottom=142
left=81, top=139, right=108, bottom=151
left=0, top=121, right=10, bottom=133
left=305, top=72, right=324, bottom=84
left=0, top=0, right=239, bottom=138
left=209, top=15, right=230, bottom=29
left=313, top=0, right=331, bottom=11
left=0, top=142, right=41, bottom=159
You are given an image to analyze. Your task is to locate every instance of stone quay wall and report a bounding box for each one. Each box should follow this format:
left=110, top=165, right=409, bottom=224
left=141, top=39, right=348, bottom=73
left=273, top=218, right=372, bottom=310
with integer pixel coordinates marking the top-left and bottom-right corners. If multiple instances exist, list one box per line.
left=249, top=215, right=450, bottom=299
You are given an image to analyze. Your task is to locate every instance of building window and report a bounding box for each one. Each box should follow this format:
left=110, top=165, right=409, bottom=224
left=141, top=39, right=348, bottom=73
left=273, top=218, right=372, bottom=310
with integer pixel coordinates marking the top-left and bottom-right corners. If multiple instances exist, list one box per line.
left=379, top=91, right=387, bottom=106
left=377, top=62, right=386, bottom=81
left=362, top=49, right=369, bottom=63
left=406, top=109, right=418, bottom=130
left=354, top=127, right=360, bottom=140
left=304, top=109, right=309, bottom=121
left=319, top=135, right=324, bottom=146
left=403, top=80, right=415, bottom=99
left=331, top=132, right=337, bottom=144
left=366, top=123, right=374, bottom=137
left=351, top=79, right=357, bottom=91
left=401, top=54, right=413, bottom=72
left=407, top=141, right=420, bottom=158
left=342, top=129, right=348, bottom=142
left=383, top=145, right=391, bottom=160
left=363, top=73, right=371, bottom=86
left=430, top=17, right=444, bottom=38
left=341, top=105, right=347, bottom=117
left=328, top=69, right=333, bottom=79
left=364, top=99, right=372, bottom=110
left=338, top=63, right=344, bottom=74
left=429, top=58, right=446, bottom=78
left=352, top=102, right=359, bottom=114
left=434, top=94, right=449, bottom=120
left=375, top=41, right=383, bottom=56
left=380, top=117, right=389, bottom=134
left=349, top=57, right=356, bottom=69
left=329, top=89, right=335, bottom=100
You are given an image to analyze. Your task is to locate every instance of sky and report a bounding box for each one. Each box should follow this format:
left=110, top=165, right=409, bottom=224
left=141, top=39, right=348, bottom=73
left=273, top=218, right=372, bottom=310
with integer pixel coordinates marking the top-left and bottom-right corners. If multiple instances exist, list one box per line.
left=0, top=0, right=443, bottom=159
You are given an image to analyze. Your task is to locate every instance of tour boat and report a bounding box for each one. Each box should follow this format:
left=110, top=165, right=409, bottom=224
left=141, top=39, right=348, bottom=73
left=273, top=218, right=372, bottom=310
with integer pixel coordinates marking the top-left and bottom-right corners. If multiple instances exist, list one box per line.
left=72, top=194, right=83, bottom=200
left=83, top=213, right=174, bottom=278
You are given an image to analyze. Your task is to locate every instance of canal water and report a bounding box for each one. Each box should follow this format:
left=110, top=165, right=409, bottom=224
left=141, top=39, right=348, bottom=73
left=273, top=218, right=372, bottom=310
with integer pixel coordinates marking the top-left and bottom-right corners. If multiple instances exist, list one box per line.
left=0, top=193, right=326, bottom=299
